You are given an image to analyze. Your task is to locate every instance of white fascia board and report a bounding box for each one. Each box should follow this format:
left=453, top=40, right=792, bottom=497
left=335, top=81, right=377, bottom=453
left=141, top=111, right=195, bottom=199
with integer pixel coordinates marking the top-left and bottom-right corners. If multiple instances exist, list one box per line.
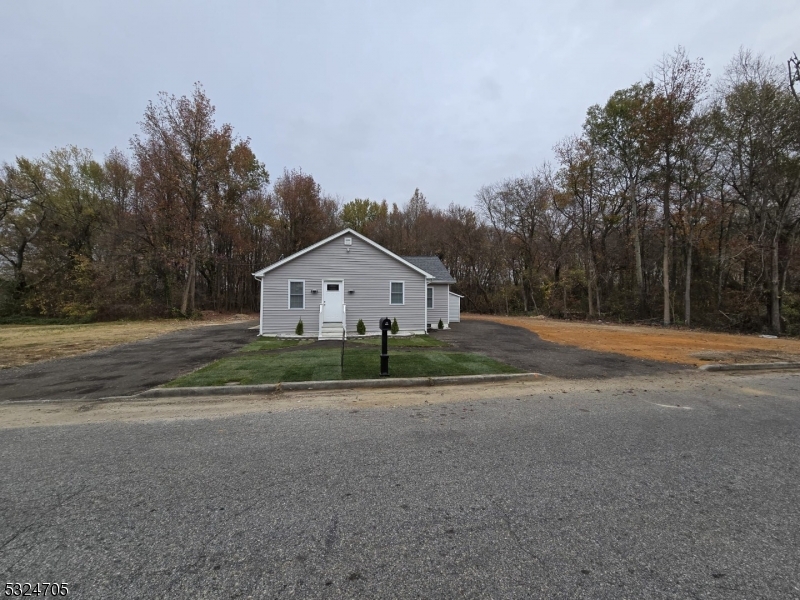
left=252, top=228, right=436, bottom=279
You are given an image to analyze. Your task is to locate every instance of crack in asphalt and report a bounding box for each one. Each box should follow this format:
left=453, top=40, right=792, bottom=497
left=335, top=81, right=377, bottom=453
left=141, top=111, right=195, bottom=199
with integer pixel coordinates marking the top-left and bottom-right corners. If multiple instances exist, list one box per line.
left=492, top=500, right=545, bottom=567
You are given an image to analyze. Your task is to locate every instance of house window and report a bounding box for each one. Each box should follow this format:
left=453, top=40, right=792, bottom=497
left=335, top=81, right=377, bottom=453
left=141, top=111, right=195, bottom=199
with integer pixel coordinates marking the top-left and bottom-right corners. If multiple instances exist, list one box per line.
left=427, top=286, right=433, bottom=309
left=289, top=280, right=304, bottom=309
left=390, top=281, right=404, bottom=305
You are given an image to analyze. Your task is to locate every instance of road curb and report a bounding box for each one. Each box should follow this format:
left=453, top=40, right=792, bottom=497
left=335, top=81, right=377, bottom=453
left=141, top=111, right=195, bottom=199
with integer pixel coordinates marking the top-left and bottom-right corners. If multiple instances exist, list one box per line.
left=699, top=362, right=800, bottom=372
left=135, top=372, right=544, bottom=399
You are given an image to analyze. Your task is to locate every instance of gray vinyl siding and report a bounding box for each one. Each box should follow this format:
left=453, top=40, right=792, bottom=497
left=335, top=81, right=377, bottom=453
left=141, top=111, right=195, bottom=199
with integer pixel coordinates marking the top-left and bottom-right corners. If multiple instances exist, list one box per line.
left=426, top=283, right=449, bottom=327
left=260, top=234, right=428, bottom=336
left=449, top=292, right=461, bottom=322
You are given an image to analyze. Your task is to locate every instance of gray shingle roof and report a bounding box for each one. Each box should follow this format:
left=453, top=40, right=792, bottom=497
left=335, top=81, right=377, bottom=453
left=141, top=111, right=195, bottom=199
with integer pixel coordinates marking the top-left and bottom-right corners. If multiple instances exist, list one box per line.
left=401, top=256, right=456, bottom=284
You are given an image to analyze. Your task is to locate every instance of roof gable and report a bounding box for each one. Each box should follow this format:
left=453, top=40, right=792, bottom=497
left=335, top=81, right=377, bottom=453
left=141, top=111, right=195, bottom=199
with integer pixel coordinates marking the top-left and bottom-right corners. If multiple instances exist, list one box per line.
left=401, top=256, right=456, bottom=284
left=252, top=229, right=435, bottom=279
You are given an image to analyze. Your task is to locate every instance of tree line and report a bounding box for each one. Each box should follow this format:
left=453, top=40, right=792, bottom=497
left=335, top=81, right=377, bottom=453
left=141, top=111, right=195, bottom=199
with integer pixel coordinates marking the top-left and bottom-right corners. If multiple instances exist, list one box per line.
left=2, top=48, right=799, bottom=334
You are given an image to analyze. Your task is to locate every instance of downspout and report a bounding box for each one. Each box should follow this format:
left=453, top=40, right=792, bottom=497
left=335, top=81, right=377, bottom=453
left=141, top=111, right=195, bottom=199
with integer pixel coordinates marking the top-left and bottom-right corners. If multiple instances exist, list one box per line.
left=425, top=277, right=432, bottom=333
left=257, top=276, right=264, bottom=336
left=447, top=284, right=450, bottom=326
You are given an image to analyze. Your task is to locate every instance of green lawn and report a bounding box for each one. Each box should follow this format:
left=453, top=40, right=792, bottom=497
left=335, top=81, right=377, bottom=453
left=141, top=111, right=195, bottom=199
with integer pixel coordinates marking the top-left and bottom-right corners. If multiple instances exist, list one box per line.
left=166, top=346, right=518, bottom=387
left=348, top=334, right=449, bottom=348
left=238, top=337, right=309, bottom=352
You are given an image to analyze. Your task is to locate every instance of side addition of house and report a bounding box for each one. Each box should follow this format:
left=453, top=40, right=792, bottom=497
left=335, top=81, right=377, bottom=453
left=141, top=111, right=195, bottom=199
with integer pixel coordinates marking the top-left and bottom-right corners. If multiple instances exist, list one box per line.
left=400, top=255, right=458, bottom=329
left=252, top=229, right=459, bottom=339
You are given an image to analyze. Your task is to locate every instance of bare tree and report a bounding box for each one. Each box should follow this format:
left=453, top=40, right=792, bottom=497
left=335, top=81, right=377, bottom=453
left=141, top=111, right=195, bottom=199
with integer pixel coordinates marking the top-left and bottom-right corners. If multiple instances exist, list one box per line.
left=476, top=168, right=551, bottom=312
left=271, top=168, right=339, bottom=256
left=646, top=47, right=710, bottom=325
left=554, top=136, right=605, bottom=317
left=0, top=158, right=50, bottom=294
left=132, top=84, right=239, bottom=315
left=717, top=50, right=800, bottom=333
left=789, top=53, right=800, bottom=103
left=585, top=82, right=655, bottom=314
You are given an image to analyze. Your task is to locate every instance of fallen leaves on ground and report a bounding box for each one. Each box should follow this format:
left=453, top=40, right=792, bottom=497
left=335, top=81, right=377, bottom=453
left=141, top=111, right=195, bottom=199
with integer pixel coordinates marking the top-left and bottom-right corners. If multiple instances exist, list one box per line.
left=465, top=314, right=800, bottom=366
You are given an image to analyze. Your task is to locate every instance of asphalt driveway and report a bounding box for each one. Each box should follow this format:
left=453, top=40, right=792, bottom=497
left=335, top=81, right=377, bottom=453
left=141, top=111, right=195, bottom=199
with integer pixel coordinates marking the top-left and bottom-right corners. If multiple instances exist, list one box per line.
left=0, top=321, right=258, bottom=401
left=435, top=319, right=683, bottom=378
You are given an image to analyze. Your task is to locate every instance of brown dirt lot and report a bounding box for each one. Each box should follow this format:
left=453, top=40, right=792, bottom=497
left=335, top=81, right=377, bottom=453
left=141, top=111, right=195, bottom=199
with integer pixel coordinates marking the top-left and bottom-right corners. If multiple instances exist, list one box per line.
left=464, top=314, right=800, bottom=366
left=0, top=312, right=257, bottom=369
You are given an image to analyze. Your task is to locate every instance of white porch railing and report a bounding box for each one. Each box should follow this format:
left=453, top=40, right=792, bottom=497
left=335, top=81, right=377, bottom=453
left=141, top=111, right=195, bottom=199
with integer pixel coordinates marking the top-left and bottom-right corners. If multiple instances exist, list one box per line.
left=342, top=304, right=347, bottom=338
left=318, top=302, right=325, bottom=338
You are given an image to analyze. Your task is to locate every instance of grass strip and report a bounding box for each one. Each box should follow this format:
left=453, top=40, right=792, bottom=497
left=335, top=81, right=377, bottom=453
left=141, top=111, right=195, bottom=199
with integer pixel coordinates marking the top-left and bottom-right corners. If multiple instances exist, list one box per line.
left=167, top=347, right=518, bottom=387
left=347, top=334, right=449, bottom=348
left=237, top=338, right=308, bottom=352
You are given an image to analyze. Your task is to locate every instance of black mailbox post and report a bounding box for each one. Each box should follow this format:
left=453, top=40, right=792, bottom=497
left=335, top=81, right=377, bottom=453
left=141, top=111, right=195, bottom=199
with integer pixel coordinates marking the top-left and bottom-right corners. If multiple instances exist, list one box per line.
left=379, top=317, right=392, bottom=376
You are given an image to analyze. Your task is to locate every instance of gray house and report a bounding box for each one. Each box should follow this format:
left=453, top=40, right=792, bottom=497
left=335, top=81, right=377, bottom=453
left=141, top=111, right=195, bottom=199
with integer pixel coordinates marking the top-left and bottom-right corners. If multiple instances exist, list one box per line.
left=253, top=228, right=458, bottom=339
left=399, top=255, right=456, bottom=330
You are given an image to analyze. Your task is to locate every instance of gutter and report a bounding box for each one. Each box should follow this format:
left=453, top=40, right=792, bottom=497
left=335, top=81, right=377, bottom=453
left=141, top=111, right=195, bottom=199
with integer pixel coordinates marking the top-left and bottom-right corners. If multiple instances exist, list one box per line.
left=131, top=372, right=544, bottom=399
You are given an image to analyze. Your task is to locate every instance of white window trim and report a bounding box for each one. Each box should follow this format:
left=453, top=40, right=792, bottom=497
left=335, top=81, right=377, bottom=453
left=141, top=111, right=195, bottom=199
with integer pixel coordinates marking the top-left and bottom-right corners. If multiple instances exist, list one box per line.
left=288, top=279, right=305, bottom=309
left=390, top=280, right=405, bottom=305
left=427, top=286, right=434, bottom=309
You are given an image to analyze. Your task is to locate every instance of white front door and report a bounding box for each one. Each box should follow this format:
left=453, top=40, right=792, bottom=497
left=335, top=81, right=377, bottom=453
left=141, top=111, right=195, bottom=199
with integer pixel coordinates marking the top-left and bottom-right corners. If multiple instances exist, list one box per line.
left=322, top=281, right=344, bottom=322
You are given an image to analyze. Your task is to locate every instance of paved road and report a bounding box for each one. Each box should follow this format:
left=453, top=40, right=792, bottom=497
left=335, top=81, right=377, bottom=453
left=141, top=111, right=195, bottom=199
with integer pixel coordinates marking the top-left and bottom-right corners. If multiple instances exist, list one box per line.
left=2, top=372, right=798, bottom=598
left=0, top=321, right=257, bottom=401
left=437, top=319, right=683, bottom=378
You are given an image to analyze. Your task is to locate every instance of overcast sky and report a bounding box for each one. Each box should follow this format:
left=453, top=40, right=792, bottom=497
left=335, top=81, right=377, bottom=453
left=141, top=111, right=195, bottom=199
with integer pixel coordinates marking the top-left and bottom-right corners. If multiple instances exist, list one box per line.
left=1, top=1, right=796, bottom=209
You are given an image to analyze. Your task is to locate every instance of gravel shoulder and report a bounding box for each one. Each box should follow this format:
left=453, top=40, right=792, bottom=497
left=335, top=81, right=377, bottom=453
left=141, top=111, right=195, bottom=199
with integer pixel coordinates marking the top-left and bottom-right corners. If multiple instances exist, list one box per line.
left=0, top=321, right=258, bottom=401
left=0, top=369, right=777, bottom=429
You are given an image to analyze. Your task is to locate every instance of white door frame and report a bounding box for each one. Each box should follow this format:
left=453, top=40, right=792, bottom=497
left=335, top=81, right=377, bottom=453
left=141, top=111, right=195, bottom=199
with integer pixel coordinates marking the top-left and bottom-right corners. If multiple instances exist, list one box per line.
left=322, top=279, right=344, bottom=322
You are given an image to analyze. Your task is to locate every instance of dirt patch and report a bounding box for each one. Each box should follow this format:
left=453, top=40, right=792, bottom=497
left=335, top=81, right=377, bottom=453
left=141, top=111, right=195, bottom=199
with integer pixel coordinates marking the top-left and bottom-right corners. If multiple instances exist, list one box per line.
left=0, top=313, right=257, bottom=369
left=465, top=315, right=800, bottom=366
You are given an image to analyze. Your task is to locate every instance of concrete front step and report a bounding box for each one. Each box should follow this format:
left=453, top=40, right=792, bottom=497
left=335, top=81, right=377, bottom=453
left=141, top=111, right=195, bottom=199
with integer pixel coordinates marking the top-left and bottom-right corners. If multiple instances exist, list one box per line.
left=320, top=322, right=345, bottom=340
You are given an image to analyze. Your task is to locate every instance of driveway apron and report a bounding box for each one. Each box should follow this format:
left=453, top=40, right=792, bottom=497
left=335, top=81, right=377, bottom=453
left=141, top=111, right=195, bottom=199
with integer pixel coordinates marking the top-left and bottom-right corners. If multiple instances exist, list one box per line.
left=435, top=319, right=682, bottom=379
left=0, top=321, right=258, bottom=401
